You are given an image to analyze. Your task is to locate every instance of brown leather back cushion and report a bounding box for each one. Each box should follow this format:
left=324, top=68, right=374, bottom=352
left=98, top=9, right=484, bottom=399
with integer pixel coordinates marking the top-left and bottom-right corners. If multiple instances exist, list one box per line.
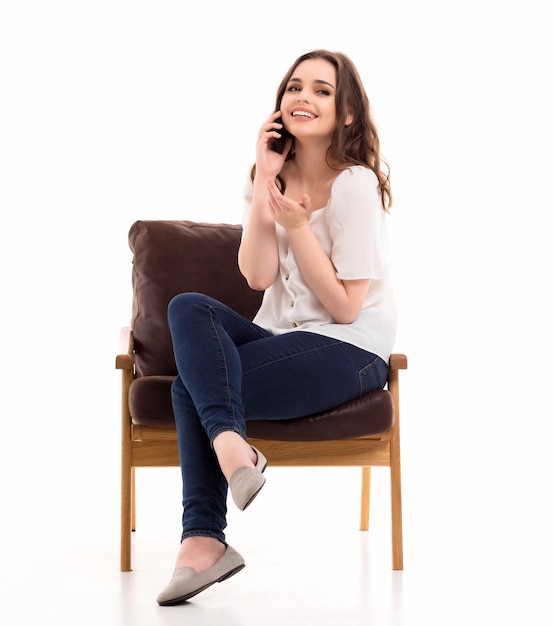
left=129, top=220, right=263, bottom=377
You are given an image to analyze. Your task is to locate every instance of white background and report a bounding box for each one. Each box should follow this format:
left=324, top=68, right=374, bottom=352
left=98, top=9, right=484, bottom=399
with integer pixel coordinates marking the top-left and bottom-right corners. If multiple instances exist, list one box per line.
left=1, top=0, right=552, bottom=602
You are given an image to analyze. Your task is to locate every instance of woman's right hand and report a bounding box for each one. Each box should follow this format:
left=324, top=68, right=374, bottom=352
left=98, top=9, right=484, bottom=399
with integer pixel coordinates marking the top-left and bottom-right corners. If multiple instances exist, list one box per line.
left=255, top=111, right=292, bottom=179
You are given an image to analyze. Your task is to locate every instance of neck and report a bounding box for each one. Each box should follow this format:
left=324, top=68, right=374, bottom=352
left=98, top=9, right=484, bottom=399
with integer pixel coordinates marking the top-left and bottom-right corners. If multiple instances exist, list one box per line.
left=290, top=141, right=335, bottom=185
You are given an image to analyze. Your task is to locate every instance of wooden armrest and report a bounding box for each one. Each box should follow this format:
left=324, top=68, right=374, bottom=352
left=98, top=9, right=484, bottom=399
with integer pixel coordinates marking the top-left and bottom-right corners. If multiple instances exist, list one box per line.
left=115, top=326, right=135, bottom=370
left=389, top=353, right=408, bottom=370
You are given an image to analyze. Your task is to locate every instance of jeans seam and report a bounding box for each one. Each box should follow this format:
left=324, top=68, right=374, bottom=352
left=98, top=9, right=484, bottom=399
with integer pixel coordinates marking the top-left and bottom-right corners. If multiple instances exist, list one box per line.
left=210, top=303, right=269, bottom=340
left=207, top=303, right=269, bottom=435
left=242, top=338, right=345, bottom=376
left=208, top=305, right=235, bottom=427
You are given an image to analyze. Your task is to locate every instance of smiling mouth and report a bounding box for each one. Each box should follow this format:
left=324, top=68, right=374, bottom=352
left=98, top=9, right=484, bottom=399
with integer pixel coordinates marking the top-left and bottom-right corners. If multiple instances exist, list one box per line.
left=292, top=111, right=315, bottom=119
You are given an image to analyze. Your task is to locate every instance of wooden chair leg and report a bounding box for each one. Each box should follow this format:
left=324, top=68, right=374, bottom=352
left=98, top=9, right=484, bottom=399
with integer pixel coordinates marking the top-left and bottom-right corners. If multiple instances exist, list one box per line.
left=390, top=459, right=403, bottom=570
left=131, top=467, right=136, bottom=532
left=390, top=398, right=403, bottom=569
left=121, top=461, right=132, bottom=571
left=359, top=466, right=371, bottom=531
left=389, top=369, right=404, bottom=570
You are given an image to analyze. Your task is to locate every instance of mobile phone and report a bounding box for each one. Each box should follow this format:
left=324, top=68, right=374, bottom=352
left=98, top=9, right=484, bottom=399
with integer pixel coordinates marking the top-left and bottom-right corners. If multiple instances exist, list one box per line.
left=270, top=117, right=291, bottom=154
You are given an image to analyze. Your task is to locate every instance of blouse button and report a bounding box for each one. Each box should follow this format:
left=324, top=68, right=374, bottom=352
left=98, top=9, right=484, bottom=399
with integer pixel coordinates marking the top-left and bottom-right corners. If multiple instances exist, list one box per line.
left=291, top=322, right=298, bottom=328
left=285, top=274, right=290, bottom=280
left=290, top=301, right=294, bottom=308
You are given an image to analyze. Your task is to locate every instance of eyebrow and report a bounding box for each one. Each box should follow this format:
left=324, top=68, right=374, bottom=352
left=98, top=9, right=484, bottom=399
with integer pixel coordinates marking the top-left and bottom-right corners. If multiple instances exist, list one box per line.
left=288, top=77, right=336, bottom=90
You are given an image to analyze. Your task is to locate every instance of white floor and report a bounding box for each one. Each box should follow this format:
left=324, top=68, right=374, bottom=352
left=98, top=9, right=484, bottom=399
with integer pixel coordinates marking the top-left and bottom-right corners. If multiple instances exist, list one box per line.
left=1, top=464, right=551, bottom=626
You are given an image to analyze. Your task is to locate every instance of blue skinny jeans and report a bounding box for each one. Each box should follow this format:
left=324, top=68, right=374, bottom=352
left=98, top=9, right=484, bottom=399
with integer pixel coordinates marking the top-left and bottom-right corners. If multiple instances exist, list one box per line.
left=167, top=292, right=389, bottom=544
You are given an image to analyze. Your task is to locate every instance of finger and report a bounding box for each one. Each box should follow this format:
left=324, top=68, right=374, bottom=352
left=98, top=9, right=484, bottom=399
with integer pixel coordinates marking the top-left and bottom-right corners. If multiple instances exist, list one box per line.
left=300, top=193, right=312, bottom=210
left=259, top=112, right=283, bottom=135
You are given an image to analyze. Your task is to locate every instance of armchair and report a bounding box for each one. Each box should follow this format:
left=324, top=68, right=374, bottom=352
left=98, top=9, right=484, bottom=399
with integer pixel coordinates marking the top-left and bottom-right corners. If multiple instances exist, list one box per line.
left=116, top=219, right=407, bottom=572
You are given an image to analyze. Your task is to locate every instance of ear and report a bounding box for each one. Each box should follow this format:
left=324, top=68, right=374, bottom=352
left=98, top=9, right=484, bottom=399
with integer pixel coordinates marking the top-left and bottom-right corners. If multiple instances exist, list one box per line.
left=345, top=110, right=354, bottom=126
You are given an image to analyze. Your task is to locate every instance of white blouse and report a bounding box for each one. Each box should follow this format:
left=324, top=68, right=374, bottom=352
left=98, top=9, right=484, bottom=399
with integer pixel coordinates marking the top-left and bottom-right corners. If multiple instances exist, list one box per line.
left=242, top=165, right=397, bottom=362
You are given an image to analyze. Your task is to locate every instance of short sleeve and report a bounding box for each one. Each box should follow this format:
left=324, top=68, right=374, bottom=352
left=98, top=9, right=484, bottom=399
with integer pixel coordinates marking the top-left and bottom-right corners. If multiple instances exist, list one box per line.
left=326, top=166, right=391, bottom=280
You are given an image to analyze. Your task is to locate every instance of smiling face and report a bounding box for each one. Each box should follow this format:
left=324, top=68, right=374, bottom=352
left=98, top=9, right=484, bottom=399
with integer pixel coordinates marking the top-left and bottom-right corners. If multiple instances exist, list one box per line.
left=280, top=58, right=340, bottom=145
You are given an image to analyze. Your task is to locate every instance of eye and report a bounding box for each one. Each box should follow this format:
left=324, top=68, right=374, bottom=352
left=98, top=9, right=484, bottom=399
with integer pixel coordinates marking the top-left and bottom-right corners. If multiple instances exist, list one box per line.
left=287, top=85, right=301, bottom=92
left=316, top=89, right=331, bottom=96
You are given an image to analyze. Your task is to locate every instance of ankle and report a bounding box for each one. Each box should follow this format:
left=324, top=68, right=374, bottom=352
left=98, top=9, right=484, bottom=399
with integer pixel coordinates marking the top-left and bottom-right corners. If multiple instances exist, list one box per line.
left=213, top=432, right=256, bottom=481
left=175, top=537, right=226, bottom=572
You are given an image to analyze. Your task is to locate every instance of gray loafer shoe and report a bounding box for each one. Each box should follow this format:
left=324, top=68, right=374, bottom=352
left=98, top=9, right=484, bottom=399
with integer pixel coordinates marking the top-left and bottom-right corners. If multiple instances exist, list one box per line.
left=156, top=545, right=245, bottom=606
left=229, top=446, right=267, bottom=510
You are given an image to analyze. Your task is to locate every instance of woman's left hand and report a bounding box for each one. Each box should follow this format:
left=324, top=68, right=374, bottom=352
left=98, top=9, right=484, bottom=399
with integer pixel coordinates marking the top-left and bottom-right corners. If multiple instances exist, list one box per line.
left=267, top=178, right=312, bottom=231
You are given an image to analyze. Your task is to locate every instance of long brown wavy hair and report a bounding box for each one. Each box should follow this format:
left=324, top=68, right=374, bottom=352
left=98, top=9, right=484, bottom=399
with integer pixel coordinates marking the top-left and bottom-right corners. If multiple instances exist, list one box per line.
left=251, top=49, right=392, bottom=212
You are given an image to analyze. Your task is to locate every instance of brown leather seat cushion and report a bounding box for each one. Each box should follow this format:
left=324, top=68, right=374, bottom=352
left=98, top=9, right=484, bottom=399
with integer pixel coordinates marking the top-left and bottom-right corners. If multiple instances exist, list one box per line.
left=127, top=220, right=394, bottom=442
left=129, top=375, right=393, bottom=441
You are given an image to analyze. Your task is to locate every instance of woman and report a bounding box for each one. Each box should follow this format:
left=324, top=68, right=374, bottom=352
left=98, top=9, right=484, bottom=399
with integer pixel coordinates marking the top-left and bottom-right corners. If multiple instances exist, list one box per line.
left=157, top=49, right=397, bottom=606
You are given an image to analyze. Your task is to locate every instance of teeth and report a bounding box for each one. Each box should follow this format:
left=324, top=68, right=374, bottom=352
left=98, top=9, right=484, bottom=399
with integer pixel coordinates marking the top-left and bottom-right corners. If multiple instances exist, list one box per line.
left=292, top=111, right=314, bottom=118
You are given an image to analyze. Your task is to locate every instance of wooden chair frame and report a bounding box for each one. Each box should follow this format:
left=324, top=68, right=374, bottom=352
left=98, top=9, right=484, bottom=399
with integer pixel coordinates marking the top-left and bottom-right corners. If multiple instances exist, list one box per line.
left=117, top=326, right=407, bottom=572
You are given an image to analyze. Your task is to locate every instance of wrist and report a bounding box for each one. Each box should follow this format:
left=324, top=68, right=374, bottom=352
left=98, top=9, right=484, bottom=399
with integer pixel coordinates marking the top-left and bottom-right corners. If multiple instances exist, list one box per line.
left=286, top=220, right=311, bottom=236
